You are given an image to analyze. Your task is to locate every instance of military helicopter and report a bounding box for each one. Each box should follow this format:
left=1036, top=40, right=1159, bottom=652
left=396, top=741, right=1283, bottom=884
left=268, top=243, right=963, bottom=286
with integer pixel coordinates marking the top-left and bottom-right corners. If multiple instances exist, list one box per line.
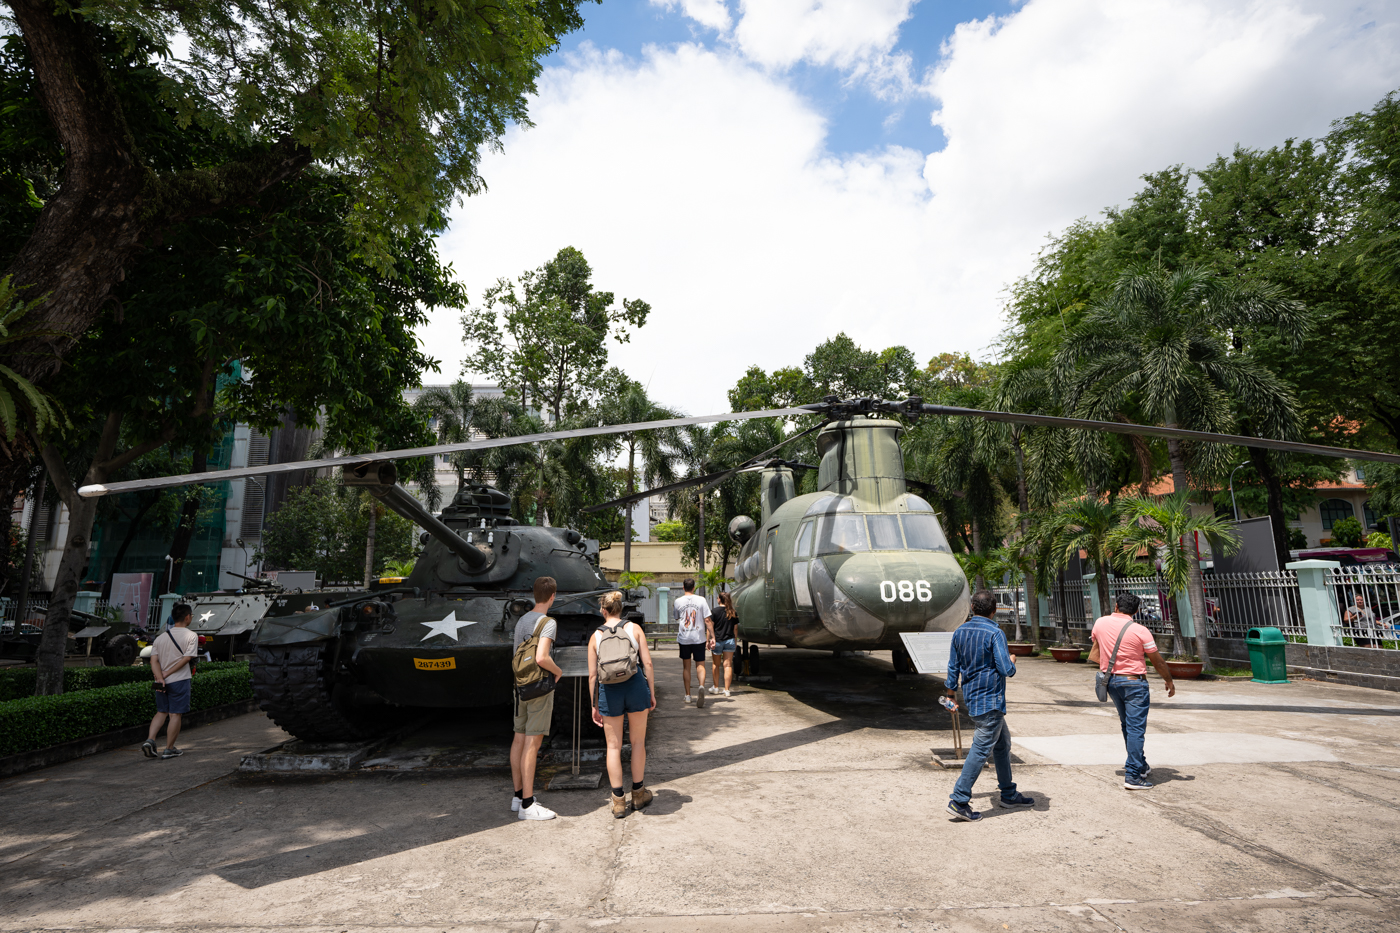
left=78, top=396, right=1400, bottom=739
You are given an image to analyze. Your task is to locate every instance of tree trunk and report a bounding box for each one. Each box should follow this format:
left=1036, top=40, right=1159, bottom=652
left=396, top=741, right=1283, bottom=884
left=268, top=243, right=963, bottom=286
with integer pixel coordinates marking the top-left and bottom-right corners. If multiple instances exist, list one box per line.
left=971, top=519, right=984, bottom=589
left=1168, top=437, right=1212, bottom=668
left=1056, top=570, right=1070, bottom=645
left=623, top=442, right=635, bottom=573
left=165, top=449, right=209, bottom=593
left=14, top=469, right=47, bottom=628
left=101, top=494, right=158, bottom=596
left=1094, top=560, right=1112, bottom=624
left=362, top=500, right=378, bottom=589
left=1012, top=431, right=1040, bottom=647
left=698, top=494, right=706, bottom=596
left=1247, top=446, right=1292, bottom=572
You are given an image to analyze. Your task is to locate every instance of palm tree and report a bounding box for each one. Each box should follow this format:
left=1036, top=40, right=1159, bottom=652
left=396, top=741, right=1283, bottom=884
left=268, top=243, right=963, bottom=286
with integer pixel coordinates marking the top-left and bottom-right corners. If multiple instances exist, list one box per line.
left=955, top=550, right=995, bottom=592
left=1042, top=495, right=1126, bottom=629
left=1056, top=264, right=1304, bottom=663
left=1110, top=492, right=1241, bottom=664
left=669, top=422, right=727, bottom=587
left=987, top=545, right=1037, bottom=642
left=599, top=383, right=680, bottom=571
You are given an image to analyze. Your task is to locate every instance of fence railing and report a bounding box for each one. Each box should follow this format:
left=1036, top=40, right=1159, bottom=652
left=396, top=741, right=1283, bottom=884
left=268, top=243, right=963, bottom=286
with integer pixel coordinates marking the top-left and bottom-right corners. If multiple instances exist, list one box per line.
left=1326, top=564, right=1400, bottom=647
left=0, top=596, right=165, bottom=631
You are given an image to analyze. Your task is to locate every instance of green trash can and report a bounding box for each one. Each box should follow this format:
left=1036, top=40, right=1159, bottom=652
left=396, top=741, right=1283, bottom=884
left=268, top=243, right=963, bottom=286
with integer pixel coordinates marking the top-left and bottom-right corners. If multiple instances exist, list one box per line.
left=1245, top=627, right=1289, bottom=684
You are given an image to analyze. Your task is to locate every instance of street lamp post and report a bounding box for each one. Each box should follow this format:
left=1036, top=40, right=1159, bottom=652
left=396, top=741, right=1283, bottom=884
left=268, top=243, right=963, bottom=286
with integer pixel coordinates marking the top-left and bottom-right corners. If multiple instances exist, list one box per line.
left=1228, top=462, right=1249, bottom=523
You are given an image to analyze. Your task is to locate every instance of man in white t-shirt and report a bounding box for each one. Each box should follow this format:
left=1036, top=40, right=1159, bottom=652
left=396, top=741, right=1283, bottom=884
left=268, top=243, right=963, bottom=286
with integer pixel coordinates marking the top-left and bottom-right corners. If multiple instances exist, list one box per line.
left=142, top=603, right=199, bottom=760
left=672, top=578, right=713, bottom=708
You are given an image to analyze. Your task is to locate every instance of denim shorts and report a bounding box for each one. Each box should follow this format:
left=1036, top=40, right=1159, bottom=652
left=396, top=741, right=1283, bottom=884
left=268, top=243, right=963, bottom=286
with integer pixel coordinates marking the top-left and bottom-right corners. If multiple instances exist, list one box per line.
left=597, top=673, right=651, bottom=717
left=713, top=638, right=736, bottom=654
left=155, top=679, right=191, bottom=715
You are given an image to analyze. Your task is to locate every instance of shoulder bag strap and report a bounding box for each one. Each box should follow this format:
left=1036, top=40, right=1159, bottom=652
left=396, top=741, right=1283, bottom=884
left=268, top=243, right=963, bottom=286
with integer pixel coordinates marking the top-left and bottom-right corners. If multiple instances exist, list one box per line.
left=1104, top=620, right=1133, bottom=674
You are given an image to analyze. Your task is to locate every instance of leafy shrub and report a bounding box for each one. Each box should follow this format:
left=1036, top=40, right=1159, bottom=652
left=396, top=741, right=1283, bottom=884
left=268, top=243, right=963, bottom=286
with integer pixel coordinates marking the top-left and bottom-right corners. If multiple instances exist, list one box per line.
left=0, top=665, right=252, bottom=756
left=0, top=660, right=248, bottom=700
left=1331, top=516, right=1364, bottom=547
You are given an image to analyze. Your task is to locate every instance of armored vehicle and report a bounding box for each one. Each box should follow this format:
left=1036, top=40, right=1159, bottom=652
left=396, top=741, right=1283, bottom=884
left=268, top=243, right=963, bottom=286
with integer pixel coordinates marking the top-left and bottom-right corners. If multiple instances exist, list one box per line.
left=183, top=572, right=365, bottom=660
left=246, top=465, right=627, bottom=741
left=0, top=606, right=140, bottom=667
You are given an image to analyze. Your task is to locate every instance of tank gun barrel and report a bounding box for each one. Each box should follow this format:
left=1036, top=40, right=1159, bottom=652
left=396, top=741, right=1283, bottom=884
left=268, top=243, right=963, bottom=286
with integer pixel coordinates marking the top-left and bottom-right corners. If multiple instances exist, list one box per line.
left=342, top=465, right=490, bottom=572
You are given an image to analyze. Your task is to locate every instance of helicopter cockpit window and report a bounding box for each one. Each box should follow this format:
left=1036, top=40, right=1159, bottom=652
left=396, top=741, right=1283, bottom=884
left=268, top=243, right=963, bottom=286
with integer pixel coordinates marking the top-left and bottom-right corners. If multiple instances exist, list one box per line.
left=804, top=495, right=837, bottom=516
left=905, top=494, right=934, bottom=512
left=815, top=514, right=868, bottom=555
left=795, top=521, right=815, bottom=558
left=901, top=514, right=951, bottom=552
left=867, top=514, right=904, bottom=550
left=832, top=496, right=855, bottom=512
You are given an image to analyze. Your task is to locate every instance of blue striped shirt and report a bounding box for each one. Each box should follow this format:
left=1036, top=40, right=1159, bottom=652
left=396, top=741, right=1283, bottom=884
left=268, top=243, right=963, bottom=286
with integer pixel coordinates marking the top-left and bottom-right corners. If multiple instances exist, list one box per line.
left=944, top=616, right=1016, bottom=717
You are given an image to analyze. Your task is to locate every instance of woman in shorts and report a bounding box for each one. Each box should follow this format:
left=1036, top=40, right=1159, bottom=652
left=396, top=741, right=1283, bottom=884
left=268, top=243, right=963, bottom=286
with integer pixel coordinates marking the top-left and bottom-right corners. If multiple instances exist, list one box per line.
left=708, top=591, right=739, bottom=697
left=588, top=591, right=656, bottom=818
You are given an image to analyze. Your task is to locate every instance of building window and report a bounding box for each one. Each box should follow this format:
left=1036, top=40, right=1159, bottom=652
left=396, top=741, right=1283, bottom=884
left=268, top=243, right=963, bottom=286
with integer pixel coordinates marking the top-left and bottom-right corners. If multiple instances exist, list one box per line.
left=1319, top=498, right=1355, bottom=531
left=1364, top=499, right=1379, bottom=531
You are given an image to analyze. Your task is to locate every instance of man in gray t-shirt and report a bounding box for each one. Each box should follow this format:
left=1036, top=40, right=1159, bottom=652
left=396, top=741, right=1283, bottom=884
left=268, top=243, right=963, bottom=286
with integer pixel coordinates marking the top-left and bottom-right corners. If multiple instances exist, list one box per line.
left=510, top=576, right=563, bottom=821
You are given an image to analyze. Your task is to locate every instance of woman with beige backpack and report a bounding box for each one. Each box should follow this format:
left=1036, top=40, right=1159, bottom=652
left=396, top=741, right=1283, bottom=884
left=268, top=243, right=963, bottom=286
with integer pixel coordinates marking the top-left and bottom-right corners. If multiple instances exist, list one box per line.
left=588, top=590, right=656, bottom=818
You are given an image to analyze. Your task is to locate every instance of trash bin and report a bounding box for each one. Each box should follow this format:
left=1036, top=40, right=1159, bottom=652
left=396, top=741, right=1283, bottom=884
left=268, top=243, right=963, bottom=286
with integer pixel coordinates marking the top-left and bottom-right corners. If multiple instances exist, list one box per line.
left=1245, top=627, right=1289, bottom=684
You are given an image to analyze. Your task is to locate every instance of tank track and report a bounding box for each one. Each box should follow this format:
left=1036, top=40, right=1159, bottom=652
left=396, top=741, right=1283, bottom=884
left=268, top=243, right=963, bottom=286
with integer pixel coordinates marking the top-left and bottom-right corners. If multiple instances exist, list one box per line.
left=250, top=644, right=385, bottom=743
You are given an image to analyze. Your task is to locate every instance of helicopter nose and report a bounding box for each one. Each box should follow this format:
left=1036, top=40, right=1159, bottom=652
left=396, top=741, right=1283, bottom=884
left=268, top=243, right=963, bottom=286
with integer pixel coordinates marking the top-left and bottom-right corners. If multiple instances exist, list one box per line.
left=809, top=551, right=970, bottom=641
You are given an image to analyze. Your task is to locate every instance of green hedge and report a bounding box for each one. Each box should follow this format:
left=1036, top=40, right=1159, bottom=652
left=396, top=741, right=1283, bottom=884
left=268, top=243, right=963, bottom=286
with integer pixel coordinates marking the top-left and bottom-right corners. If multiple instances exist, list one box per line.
left=0, top=660, right=248, bottom=701
left=0, top=665, right=253, bottom=757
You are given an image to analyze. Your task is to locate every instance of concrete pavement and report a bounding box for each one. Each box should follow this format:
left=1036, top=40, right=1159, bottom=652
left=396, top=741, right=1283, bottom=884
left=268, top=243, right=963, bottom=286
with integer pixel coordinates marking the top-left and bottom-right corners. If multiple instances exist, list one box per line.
left=1, top=648, right=1397, bottom=932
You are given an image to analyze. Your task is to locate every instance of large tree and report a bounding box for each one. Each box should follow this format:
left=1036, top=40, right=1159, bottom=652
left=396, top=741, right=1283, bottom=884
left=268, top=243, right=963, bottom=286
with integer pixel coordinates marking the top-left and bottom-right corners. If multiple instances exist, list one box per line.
left=462, top=247, right=650, bottom=423
left=0, top=0, right=587, bottom=486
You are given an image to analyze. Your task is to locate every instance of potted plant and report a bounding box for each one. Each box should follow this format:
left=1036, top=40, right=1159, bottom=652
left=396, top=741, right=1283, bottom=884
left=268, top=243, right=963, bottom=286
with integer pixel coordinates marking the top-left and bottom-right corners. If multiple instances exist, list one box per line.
left=1049, top=644, right=1083, bottom=662
left=1008, top=643, right=1036, bottom=657
left=1165, top=657, right=1204, bottom=679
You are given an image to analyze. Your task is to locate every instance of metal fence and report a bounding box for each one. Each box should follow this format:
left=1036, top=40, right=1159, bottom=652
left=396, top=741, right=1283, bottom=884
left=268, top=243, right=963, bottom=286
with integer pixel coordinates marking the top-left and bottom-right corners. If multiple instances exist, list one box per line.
left=0, top=595, right=165, bottom=630
left=1044, top=579, right=1090, bottom=641
left=1326, top=565, right=1400, bottom=647
left=1202, top=571, right=1304, bottom=640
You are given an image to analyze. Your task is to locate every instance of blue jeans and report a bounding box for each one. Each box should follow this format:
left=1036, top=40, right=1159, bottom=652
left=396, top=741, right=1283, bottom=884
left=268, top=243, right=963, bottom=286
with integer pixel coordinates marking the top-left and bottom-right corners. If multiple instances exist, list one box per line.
left=949, top=710, right=1017, bottom=804
left=1107, top=676, right=1151, bottom=779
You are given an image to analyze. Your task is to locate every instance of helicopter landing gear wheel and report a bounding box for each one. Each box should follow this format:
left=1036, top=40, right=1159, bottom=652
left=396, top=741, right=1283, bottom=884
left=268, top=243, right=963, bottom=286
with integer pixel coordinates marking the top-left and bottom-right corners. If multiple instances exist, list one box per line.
left=745, top=644, right=759, bottom=677
left=891, top=645, right=914, bottom=674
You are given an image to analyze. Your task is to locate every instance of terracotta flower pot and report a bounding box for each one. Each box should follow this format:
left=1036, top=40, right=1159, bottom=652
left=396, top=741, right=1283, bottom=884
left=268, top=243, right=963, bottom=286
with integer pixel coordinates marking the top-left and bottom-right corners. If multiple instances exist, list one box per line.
left=1050, top=646, right=1083, bottom=663
left=1008, top=643, right=1035, bottom=657
left=1166, top=660, right=1204, bottom=679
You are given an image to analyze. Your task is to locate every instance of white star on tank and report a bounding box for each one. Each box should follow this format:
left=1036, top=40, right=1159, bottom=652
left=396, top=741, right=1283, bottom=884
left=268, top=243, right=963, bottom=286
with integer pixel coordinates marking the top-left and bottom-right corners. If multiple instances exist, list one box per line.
left=199, top=611, right=216, bottom=623
left=419, top=611, right=477, bottom=643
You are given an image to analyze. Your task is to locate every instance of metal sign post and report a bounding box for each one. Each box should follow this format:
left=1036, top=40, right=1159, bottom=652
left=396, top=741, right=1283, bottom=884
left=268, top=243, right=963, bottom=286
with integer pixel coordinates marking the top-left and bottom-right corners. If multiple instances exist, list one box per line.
left=548, top=647, right=602, bottom=790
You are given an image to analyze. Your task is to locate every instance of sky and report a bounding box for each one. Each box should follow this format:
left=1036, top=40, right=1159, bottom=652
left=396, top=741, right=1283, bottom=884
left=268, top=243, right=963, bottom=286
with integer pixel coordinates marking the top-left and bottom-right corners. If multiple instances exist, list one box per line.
left=423, top=0, right=1400, bottom=417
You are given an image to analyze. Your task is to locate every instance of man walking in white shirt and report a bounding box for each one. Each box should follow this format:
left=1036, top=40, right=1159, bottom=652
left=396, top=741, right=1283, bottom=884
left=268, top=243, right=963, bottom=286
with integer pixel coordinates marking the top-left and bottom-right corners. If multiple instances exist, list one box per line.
left=672, top=579, right=712, bottom=708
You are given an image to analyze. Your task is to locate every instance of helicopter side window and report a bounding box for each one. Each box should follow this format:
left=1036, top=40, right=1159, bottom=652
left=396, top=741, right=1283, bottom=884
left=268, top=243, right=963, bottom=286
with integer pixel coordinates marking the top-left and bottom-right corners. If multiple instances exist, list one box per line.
left=867, top=514, right=904, bottom=550
left=902, top=514, right=951, bottom=552
left=815, top=514, right=868, bottom=555
left=795, top=521, right=815, bottom=558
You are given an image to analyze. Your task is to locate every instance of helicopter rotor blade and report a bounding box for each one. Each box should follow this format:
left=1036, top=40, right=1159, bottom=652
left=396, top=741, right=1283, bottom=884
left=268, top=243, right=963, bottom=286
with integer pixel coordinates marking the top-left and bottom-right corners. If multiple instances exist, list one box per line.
left=77, top=405, right=819, bottom=499
left=896, top=401, right=1400, bottom=466
left=582, top=422, right=827, bottom=514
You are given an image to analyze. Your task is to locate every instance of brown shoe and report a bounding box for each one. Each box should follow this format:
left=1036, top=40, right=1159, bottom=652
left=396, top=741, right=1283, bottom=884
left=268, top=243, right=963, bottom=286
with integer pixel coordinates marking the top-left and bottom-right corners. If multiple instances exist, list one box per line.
left=611, top=792, right=630, bottom=819
left=631, top=786, right=653, bottom=811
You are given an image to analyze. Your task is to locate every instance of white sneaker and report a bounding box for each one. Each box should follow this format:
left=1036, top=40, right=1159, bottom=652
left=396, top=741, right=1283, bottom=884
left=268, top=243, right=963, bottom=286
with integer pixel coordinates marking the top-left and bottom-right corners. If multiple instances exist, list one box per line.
left=708, top=686, right=720, bottom=695
left=723, top=689, right=731, bottom=697
left=518, top=801, right=557, bottom=821
left=684, top=693, right=694, bottom=704
left=511, top=796, right=521, bottom=812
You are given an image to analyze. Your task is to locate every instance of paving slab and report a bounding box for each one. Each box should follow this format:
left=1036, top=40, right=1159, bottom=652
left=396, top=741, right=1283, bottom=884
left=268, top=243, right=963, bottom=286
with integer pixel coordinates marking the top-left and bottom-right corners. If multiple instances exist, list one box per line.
left=1, top=648, right=1398, bottom=933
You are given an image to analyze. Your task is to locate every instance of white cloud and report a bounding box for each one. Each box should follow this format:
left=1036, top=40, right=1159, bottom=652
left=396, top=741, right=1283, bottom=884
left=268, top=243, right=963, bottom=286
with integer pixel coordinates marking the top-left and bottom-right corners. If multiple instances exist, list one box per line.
left=650, top=0, right=733, bottom=33
left=425, top=1, right=1400, bottom=417
left=731, top=0, right=916, bottom=71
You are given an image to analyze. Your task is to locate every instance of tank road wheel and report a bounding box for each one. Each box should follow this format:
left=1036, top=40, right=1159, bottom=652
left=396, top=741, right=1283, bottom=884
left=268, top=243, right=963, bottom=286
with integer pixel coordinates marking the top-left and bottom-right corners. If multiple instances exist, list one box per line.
left=250, top=644, right=400, bottom=743
left=102, top=633, right=139, bottom=668
left=550, top=676, right=604, bottom=745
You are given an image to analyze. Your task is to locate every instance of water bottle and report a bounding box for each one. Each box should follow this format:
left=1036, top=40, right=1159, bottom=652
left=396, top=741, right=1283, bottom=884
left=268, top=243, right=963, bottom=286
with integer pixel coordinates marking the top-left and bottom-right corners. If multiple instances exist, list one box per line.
left=938, top=696, right=958, bottom=712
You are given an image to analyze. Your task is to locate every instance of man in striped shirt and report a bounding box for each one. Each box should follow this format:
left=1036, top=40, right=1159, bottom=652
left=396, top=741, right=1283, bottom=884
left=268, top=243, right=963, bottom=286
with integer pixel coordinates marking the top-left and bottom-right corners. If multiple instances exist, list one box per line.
left=944, top=590, right=1035, bottom=822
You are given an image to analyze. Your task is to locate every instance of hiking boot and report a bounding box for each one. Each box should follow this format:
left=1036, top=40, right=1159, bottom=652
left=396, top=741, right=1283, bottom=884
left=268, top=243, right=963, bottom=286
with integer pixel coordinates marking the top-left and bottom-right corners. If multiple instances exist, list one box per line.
left=160, top=747, right=183, bottom=759
left=141, top=740, right=157, bottom=759
left=946, top=800, right=982, bottom=822
left=996, top=792, right=1035, bottom=809
left=518, top=801, right=557, bottom=821
left=631, top=786, right=653, bottom=811
left=610, top=793, right=630, bottom=819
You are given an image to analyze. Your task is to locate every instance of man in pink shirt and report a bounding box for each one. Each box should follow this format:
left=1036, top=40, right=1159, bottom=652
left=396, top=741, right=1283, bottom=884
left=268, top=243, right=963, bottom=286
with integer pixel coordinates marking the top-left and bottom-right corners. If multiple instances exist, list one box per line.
left=1087, top=592, right=1175, bottom=790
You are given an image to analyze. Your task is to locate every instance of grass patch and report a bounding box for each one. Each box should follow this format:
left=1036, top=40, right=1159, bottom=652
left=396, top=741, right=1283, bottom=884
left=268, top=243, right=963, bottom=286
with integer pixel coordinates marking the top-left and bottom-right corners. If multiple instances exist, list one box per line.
left=1208, top=666, right=1254, bottom=677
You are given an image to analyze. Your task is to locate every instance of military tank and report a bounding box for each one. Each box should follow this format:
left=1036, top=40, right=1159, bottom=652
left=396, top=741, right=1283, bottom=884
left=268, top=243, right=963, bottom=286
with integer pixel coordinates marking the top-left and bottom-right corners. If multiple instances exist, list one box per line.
left=248, top=464, right=630, bottom=742
left=183, top=572, right=366, bottom=660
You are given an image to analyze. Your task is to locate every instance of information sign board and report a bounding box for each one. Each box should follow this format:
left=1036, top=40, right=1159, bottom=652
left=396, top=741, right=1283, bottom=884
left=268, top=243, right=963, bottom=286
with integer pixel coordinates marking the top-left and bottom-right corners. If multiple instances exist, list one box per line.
left=898, top=632, right=955, bottom=675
